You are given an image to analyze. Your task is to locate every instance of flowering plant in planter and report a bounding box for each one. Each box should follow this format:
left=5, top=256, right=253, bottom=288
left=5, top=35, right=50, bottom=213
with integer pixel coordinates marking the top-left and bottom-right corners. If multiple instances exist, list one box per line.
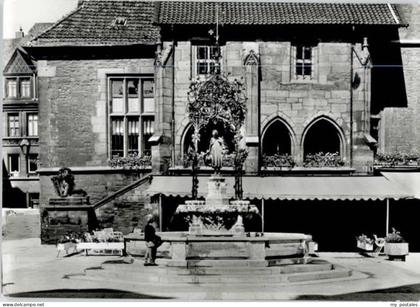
left=304, top=152, right=345, bottom=168
left=385, top=228, right=405, bottom=243
left=262, top=154, right=296, bottom=169
left=375, top=152, right=420, bottom=167
left=356, top=234, right=374, bottom=251
left=384, top=228, right=409, bottom=261
left=108, top=153, right=152, bottom=170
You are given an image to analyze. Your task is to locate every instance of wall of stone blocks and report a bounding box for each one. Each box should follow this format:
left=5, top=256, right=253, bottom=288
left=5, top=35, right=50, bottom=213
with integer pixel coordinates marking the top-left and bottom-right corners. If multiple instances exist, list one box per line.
left=39, top=171, right=150, bottom=206
left=37, top=58, right=154, bottom=169
left=379, top=5, right=420, bottom=153
left=171, top=40, right=369, bottom=168
left=95, top=178, right=155, bottom=235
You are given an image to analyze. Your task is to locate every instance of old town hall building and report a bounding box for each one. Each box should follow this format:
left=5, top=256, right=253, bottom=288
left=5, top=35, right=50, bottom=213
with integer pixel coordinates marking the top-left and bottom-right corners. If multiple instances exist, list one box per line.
left=3, top=1, right=420, bottom=250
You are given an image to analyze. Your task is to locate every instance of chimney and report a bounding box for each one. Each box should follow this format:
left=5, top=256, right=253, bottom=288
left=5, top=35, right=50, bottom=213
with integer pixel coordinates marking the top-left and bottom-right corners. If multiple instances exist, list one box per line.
left=15, top=26, right=24, bottom=39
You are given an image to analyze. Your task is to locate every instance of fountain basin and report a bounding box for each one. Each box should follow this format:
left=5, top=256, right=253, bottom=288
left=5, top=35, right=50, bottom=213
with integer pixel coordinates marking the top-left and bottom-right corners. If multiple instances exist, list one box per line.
left=125, top=232, right=313, bottom=267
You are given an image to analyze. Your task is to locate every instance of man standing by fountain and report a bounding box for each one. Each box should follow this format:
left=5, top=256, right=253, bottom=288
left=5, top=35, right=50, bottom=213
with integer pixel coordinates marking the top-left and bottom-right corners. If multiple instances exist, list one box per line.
left=144, top=215, right=161, bottom=266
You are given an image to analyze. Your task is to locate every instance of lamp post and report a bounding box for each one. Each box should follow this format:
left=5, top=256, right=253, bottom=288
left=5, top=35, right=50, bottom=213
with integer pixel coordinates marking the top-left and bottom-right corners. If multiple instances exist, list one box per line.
left=19, top=138, right=30, bottom=176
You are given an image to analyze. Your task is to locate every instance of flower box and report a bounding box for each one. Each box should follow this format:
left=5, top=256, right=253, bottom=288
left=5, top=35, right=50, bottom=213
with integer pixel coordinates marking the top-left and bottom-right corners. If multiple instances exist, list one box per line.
left=56, top=242, right=77, bottom=257
left=357, top=240, right=374, bottom=251
left=77, top=242, right=124, bottom=256
left=384, top=242, right=409, bottom=260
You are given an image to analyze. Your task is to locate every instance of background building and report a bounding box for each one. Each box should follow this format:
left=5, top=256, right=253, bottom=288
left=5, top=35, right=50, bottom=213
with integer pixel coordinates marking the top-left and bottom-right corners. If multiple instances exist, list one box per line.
left=2, top=24, right=53, bottom=208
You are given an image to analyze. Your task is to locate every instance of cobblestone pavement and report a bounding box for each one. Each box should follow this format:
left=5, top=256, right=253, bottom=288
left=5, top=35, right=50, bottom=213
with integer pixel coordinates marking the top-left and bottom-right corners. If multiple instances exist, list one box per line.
left=2, top=239, right=420, bottom=300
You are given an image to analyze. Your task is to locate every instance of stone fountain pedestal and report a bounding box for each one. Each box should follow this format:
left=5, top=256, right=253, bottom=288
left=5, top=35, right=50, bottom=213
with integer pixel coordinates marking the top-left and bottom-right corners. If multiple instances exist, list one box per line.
left=176, top=175, right=255, bottom=236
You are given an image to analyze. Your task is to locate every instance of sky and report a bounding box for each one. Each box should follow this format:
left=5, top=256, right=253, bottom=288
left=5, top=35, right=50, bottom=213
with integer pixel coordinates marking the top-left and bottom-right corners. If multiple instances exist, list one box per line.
left=2, top=0, right=78, bottom=38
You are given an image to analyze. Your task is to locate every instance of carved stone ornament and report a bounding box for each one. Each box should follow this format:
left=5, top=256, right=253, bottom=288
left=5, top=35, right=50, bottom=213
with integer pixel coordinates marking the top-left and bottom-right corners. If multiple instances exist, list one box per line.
left=244, top=50, right=259, bottom=66
left=51, top=167, right=87, bottom=198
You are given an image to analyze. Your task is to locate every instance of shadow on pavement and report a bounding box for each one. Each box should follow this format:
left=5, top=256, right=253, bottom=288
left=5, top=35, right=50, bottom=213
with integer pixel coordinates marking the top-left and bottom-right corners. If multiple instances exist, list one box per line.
left=297, top=283, right=420, bottom=301
left=6, top=288, right=173, bottom=299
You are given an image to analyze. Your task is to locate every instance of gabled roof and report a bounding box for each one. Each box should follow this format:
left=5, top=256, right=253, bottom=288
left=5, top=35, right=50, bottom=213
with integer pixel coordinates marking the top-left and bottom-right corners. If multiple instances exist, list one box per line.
left=157, top=2, right=404, bottom=26
left=3, top=49, right=36, bottom=75
left=28, top=0, right=159, bottom=47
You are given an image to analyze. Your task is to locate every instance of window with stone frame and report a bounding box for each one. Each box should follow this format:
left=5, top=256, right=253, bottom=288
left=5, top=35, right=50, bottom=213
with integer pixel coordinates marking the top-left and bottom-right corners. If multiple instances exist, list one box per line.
left=8, top=113, right=20, bottom=137
left=292, top=44, right=317, bottom=80
left=28, top=154, right=39, bottom=174
left=5, top=77, right=33, bottom=98
left=8, top=154, right=20, bottom=176
left=27, top=113, right=38, bottom=136
left=6, top=78, right=17, bottom=98
left=109, top=76, right=154, bottom=157
left=20, top=78, right=32, bottom=98
left=195, top=45, right=221, bottom=76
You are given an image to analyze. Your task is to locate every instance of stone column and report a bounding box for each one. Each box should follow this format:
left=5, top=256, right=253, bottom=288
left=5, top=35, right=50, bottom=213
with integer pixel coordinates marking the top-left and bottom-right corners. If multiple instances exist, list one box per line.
left=244, top=49, right=260, bottom=174
left=351, top=40, right=375, bottom=173
left=151, top=43, right=174, bottom=174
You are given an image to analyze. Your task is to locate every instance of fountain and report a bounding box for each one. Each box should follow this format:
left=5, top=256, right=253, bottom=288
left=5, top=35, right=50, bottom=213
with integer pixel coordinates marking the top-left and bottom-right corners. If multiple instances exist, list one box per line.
left=125, top=62, right=313, bottom=268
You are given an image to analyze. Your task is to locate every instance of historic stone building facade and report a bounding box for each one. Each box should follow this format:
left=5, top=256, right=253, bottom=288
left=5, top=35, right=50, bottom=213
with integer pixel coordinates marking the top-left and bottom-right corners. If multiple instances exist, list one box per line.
left=8, top=1, right=420, bottom=249
left=2, top=24, right=53, bottom=208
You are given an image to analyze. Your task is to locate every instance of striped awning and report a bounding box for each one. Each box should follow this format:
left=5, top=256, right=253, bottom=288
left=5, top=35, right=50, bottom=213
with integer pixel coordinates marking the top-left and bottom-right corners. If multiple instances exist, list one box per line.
left=146, top=175, right=413, bottom=201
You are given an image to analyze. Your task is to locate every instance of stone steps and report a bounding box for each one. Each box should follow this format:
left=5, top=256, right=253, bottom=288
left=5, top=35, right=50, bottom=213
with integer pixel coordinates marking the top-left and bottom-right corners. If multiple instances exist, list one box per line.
left=101, top=260, right=333, bottom=275
left=75, top=258, right=352, bottom=285
left=83, top=267, right=351, bottom=284
left=74, top=266, right=352, bottom=286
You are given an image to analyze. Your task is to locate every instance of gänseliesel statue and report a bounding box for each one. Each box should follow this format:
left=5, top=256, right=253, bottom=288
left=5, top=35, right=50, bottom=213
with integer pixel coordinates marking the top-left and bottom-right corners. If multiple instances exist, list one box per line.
left=207, top=129, right=224, bottom=174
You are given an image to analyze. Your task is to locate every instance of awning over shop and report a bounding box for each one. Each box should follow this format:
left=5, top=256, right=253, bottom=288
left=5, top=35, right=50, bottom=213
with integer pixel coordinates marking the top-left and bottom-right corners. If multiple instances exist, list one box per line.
left=381, top=172, right=420, bottom=199
left=146, top=175, right=413, bottom=201
left=10, top=180, right=40, bottom=193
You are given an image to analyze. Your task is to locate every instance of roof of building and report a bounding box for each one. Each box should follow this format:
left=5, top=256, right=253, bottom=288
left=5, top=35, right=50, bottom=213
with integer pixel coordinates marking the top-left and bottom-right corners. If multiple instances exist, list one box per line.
left=157, top=2, right=404, bottom=26
left=28, top=0, right=159, bottom=47
left=3, top=49, right=36, bottom=74
left=3, top=23, right=53, bottom=69
left=27, top=1, right=405, bottom=48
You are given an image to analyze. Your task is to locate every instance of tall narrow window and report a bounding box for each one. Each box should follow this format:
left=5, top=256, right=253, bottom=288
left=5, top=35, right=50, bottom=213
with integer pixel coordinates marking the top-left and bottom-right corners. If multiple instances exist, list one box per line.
left=8, top=113, right=20, bottom=137
left=27, top=113, right=38, bottom=136
left=109, top=77, right=154, bottom=157
left=8, top=154, right=20, bottom=176
left=295, top=45, right=313, bottom=79
left=111, top=118, right=124, bottom=157
left=127, top=118, right=139, bottom=155
left=142, top=80, right=154, bottom=114
left=6, top=79, right=17, bottom=98
left=196, top=46, right=221, bottom=75
left=111, top=80, right=124, bottom=113
left=127, top=79, right=140, bottom=113
left=28, top=154, right=39, bottom=173
left=143, top=118, right=154, bottom=154
left=20, top=78, right=31, bottom=98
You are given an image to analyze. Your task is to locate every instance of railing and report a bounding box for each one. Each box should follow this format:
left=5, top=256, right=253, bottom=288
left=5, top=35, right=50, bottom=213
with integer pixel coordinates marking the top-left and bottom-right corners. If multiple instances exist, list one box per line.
left=92, top=174, right=153, bottom=210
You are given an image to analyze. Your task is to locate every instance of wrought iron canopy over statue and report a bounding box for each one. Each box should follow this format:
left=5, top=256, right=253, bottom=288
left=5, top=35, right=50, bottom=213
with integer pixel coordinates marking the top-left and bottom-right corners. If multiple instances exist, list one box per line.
left=206, top=129, right=225, bottom=174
